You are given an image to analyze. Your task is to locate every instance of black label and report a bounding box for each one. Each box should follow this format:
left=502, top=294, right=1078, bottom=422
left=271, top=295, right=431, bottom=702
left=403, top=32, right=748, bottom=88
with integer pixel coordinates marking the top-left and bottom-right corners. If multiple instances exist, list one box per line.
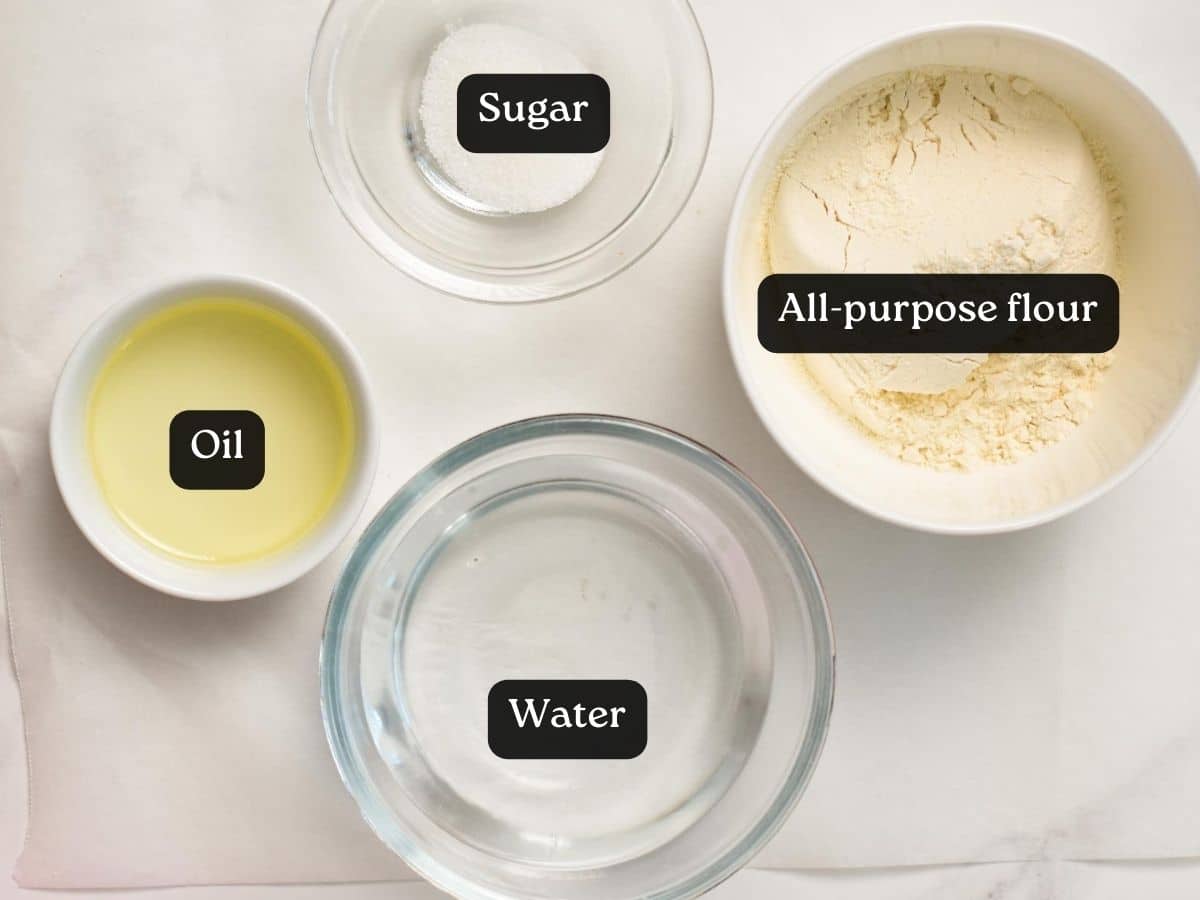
left=758, top=274, right=1119, bottom=353
left=457, top=74, right=610, bottom=153
left=488, top=680, right=647, bottom=760
left=169, top=410, right=265, bottom=490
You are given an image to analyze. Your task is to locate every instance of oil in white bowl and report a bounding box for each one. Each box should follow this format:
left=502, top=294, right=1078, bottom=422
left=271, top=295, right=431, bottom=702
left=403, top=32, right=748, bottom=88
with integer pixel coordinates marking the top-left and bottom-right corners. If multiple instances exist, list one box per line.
left=86, top=298, right=356, bottom=564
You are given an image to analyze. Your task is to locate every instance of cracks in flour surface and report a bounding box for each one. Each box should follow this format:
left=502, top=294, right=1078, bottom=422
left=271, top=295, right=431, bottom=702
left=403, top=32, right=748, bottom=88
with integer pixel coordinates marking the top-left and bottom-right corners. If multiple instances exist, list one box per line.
left=889, top=74, right=944, bottom=171
left=890, top=87, right=916, bottom=170
left=916, top=76, right=945, bottom=157
left=959, top=123, right=979, bottom=152
left=964, top=81, right=1012, bottom=141
left=1018, top=170, right=1073, bottom=188
left=917, top=116, right=943, bottom=156
left=785, top=172, right=861, bottom=271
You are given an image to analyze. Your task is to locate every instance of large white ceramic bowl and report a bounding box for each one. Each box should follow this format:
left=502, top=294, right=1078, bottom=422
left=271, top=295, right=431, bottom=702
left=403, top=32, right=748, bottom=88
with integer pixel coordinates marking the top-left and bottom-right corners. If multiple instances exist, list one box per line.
left=724, top=23, right=1200, bottom=534
left=50, top=275, right=379, bottom=600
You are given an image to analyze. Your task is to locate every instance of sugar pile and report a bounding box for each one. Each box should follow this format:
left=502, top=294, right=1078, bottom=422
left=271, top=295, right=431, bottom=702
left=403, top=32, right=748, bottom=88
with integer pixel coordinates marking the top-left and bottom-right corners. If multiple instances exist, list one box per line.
left=418, top=24, right=603, bottom=214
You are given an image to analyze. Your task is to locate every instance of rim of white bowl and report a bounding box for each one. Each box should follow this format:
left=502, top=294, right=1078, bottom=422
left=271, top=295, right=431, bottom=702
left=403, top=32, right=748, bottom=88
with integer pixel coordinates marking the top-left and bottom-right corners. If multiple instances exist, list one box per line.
left=49, top=274, right=380, bottom=600
left=722, top=21, right=1200, bottom=536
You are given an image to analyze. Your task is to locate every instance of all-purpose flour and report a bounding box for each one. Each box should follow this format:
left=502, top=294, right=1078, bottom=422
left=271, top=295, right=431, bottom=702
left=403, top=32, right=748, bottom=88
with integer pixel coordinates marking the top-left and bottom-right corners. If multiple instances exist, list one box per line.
left=766, top=69, right=1122, bottom=469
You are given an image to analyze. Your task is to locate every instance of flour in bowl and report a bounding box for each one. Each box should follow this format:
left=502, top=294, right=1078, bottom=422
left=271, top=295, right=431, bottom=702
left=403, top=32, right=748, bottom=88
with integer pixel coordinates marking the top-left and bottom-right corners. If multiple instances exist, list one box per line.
left=766, top=68, right=1122, bottom=469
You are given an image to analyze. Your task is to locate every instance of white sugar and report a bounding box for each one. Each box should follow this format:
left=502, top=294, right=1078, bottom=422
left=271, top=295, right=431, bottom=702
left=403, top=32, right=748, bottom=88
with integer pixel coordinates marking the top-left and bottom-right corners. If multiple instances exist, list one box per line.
left=418, top=24, right=603, bottom=214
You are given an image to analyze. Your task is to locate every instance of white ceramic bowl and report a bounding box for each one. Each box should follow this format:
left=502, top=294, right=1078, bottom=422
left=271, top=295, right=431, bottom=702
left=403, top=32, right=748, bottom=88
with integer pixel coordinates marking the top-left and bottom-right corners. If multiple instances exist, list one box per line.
left=724, top=23, right=1200, bottom=534
left=50, top=275, right=379, bottom=600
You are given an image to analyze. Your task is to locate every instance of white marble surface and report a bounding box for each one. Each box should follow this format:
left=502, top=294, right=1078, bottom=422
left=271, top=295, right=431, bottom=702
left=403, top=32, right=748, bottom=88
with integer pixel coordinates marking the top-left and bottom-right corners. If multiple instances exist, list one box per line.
left=3, top=0, right=1200, bottom=896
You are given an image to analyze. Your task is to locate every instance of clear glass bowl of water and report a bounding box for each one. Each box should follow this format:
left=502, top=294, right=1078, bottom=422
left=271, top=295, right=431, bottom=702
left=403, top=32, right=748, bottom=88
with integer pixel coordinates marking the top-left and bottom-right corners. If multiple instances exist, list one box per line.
left=307, top=0, right=713, bottom=303
left=321, top=415, right=835, bottom=899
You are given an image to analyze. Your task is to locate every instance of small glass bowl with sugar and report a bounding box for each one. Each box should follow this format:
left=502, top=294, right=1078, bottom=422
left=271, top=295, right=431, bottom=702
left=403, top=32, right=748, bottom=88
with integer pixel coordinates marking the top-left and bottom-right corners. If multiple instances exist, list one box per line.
left=308, top=0, right=712, bottom=302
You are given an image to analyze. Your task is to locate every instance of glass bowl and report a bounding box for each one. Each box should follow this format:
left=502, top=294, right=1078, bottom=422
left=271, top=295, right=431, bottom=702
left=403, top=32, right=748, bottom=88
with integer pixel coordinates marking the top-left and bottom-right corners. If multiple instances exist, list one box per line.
left=307, top=0, right=713, bottom=303
left=321, top=415, right=835, bottom=900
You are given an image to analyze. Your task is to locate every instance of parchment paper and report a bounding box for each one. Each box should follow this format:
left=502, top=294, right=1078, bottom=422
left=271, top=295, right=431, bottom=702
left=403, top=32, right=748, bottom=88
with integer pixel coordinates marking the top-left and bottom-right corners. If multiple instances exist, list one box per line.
left=3, top=0, right=1199, bottom=888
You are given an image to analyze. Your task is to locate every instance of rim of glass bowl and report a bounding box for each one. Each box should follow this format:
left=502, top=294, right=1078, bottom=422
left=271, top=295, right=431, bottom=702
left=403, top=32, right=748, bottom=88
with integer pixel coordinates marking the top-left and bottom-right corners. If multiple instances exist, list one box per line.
left=320, top=414, right=836, bottom=900
left=306, top=0, right=714, bottom=304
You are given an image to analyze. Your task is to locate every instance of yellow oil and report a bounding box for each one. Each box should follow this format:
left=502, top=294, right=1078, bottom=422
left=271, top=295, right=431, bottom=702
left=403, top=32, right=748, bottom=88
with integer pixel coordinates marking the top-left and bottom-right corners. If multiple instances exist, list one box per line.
left=87, top=298, right=356, bottom=564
